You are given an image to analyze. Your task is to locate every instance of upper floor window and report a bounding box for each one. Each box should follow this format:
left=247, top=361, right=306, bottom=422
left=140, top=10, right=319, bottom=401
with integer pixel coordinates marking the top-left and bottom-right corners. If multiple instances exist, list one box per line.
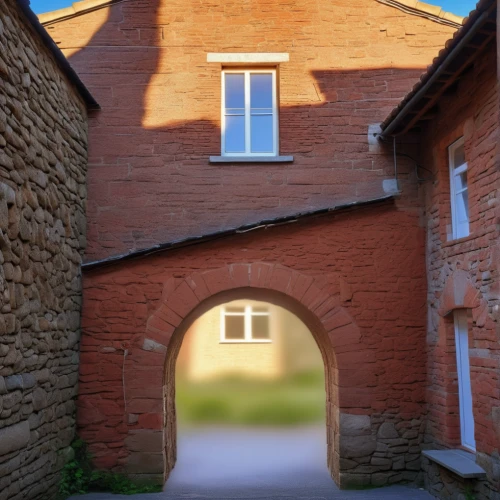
left=222, top=69, right=277, bottom=157
left=448, top=137, right=469, bottom=239
left=220, top=305, right=271, bottom=343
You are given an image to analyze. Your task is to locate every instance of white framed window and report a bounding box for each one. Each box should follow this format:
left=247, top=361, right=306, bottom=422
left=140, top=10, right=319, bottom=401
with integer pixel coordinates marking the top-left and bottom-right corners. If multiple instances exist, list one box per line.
left=220, top=305, right=271, bottom=343
left=449, top=137, right=470, bottom=239
left=453, top=310, right=476, bottom=451
left=221, top=69, right=278, bottom=157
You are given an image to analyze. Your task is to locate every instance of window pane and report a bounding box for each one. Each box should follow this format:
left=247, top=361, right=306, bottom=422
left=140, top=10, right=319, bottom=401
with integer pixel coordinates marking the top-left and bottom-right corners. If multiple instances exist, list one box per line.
left=455, top=171, right=468, bottom=192
left=251, top=115, right=273, bottom=153
left=225, top=307, right=245, bottom=314
left=456, top=190, right=469, bottom=223
left=250, top=74, right=273, bottom=109
left=225, top=115, right=245, bottom=153
left=453, top=143, right=466, bottom=168
left=252, top=307, right=269, bottom=313
left=225, top=74, right=245, bottom=109
left=225, top=315, right=245, bottom=340
left=251, top=315, right=269, bottom=340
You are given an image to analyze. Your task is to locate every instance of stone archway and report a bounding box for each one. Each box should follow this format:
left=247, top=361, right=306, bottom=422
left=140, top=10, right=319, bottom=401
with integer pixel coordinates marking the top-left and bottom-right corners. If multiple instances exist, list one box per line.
left=123, top=263, right=364, bottom=486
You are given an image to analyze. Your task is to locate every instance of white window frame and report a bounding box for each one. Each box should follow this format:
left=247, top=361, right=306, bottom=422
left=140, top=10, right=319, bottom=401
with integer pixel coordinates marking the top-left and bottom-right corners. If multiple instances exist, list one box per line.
left=221, top=69, right=278, bottom=157
left=220, top=305, right=272, bottom=343
left=448, top=137, right=470, bottom=240
left=453, top=310, right=476, bottom=452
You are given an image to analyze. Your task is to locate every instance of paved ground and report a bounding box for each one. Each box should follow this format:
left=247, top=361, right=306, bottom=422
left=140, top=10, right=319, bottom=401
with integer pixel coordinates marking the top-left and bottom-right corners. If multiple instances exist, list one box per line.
left=72, top=426, right=435, bottom=500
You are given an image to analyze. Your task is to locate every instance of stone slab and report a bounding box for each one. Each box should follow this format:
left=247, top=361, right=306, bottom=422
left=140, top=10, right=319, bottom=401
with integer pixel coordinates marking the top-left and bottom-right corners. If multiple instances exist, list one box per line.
left=209, top=156, right=294, bottom=163
left=422, top=449, right=487, bottom=479
left=207, top=53, right=289, bottom=63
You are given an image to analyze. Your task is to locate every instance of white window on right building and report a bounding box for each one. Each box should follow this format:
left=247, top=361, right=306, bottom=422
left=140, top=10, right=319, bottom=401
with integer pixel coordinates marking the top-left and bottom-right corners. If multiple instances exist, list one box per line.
left=448, top=138, right=470, bottom=239
left=453, top=309, right=476, bottom=451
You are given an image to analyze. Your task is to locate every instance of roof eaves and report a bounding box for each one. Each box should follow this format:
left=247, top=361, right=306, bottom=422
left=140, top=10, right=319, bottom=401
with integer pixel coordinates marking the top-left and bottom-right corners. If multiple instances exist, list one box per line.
left=82, top=194, right=396, bottom=271
left=39, top=0, right=464, bottom=27
left=375, top=0, right=464, bottom=28
left=17, top=0, right=99, bottom=109
left=380, top=0, right=496, bottom=136
left=38, top=0, right=118, bottom=25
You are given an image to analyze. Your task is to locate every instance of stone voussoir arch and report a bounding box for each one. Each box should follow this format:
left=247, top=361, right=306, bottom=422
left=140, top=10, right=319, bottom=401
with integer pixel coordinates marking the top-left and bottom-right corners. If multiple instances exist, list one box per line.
left=123, top=262, right=362, bottom=485
left=438, top=269, right=494, bottom=328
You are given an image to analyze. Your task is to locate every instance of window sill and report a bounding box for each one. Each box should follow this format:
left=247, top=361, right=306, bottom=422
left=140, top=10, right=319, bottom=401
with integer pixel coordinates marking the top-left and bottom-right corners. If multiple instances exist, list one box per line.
left=443, top=233, right=475, bottom=248
left=422, top=449, right=486, bottom=479
left=209, top=156, right=294, bottom=163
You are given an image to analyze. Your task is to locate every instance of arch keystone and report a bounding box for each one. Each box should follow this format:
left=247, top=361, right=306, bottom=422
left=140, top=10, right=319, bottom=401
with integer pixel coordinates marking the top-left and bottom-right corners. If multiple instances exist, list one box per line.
left=439, top=269, right=480, bottom=316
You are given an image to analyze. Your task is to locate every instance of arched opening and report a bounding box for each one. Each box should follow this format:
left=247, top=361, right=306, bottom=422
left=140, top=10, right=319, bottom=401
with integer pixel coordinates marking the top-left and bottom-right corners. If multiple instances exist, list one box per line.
left=171, top=297, right=327, bottom=491
left=161, top=287, right=339, bottom=485
left=123, top=264, right=370, bottom=489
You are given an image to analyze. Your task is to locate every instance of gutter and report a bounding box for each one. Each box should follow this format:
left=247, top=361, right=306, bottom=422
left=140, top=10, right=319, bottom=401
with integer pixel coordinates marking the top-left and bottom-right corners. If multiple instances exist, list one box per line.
left=16, top=0, right=99, bottom=110
left=82, top=194, right=396, bottom=271
left=381, top=7, right=492, bottom=137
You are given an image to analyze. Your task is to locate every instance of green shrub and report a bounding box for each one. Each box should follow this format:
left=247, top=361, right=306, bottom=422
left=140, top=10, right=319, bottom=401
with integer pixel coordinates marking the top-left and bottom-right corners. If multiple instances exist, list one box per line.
left=58, top=439, right=93, bottom=498
left=176, top=370, right=325, bottom=427
left=90, top=471, right=162, bottom=495
left=189, top=397, right=233, bottom=422
left=242, top=399, right=321, bottom=425
left=58, top=439, right=162, bottom=499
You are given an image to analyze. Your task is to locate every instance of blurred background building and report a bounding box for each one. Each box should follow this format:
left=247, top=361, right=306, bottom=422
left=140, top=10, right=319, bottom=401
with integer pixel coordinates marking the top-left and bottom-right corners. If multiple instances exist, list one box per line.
left=176, top=300, right=325, bottom=427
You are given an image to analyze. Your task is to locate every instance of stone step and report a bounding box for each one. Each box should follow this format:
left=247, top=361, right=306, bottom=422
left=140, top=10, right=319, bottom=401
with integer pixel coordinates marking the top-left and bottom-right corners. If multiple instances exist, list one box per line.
left=422, top=449, right=487, bottom=479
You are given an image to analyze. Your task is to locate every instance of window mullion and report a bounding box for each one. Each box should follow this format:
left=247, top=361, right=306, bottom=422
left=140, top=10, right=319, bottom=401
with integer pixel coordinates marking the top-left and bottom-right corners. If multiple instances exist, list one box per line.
left=220, top=307, right=225, bottom=342
left=245, top=305, right=252, bottom=341
left=272, top=70, right=277, bottom=156
left=221, top=72, right=226, bottom=155
left=245, top=71, right=251, bottom=155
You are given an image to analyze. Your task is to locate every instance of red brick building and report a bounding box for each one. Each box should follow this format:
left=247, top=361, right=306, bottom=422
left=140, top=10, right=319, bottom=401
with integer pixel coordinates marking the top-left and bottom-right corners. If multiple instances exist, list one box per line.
left=382, top=1, right=499, bottom=497
left=39, top=0, right=498, bottom=497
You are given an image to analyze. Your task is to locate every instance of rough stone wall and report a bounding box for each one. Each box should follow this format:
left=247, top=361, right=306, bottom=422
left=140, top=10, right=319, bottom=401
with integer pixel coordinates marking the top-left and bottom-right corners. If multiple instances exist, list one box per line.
left=0, top=1, right=88, bottom=498
left=44, top=0, right=457, bottom=261
left=80, top=203, right=429, bottom=488
left=419, top=42, right=500, bottom=499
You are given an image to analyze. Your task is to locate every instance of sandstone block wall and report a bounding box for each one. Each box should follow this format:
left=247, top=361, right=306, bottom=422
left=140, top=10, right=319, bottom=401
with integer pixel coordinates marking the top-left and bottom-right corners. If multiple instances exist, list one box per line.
left=0, top=1, right=88, bottom=498
left=419, top=43, right=500, bottom=499
left=44, top=0, right=457, bottom=261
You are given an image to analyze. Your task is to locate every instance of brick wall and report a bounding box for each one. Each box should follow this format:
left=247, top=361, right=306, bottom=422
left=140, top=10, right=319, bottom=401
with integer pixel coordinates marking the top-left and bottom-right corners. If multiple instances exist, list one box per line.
left=80, top=203, right=430, bottom=487
left=419, top=42, right=500, bottom=499
left=42, top=0, right=465, bottom=490
left=44, top=0, right=457, bottom=261
left=0, top=1, right=88, bottom=498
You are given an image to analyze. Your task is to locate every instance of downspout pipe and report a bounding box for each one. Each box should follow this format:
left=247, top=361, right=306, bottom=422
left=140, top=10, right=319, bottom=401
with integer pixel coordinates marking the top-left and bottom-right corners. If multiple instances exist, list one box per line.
left=381, top=9, right=490, bottom=138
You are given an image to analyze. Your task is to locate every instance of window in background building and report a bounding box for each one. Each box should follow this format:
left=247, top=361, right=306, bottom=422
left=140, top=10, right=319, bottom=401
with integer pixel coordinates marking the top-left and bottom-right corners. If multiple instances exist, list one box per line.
left=221, top=305, right=271, bottom=342
left=222, top=69, right=277, bottom=157
left=449, top=137, right=470, bottom=239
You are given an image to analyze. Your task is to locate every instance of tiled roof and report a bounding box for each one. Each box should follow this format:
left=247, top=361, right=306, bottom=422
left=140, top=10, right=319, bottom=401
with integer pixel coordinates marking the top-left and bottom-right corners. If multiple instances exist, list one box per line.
left=82, top=195, right=396, bottom=270
left=38, top=0, right=464, bottom=25
left=381, top=0, right=496, bottom=136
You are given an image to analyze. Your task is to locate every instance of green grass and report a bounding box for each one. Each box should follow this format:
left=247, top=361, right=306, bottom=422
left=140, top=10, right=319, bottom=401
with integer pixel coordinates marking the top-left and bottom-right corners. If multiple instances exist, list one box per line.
left=176, top=370, right=325, bottom=426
